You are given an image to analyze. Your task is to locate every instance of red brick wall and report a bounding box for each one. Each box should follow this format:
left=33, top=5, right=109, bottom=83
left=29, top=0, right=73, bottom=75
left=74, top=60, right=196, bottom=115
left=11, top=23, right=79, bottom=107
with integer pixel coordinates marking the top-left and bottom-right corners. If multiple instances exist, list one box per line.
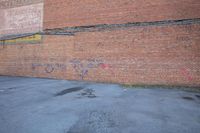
left=0, top=24, right=200, bottom=86
left=44, top=0, right=200, bottom=29
left=0, top=0, right=200, bottom=87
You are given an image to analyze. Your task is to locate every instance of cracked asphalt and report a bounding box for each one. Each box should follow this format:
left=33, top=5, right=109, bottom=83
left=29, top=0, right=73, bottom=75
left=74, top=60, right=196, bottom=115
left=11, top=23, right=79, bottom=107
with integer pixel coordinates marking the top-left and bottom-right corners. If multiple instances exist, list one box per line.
left=0, top=76, right=200, bottom=133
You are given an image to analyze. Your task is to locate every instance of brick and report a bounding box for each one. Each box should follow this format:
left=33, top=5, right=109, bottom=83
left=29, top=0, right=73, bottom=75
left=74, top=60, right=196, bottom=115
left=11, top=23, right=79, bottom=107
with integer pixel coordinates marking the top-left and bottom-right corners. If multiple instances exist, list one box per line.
left=0, top=24, right=199, bottom=86
left=44, top=0, right=200, bottom=29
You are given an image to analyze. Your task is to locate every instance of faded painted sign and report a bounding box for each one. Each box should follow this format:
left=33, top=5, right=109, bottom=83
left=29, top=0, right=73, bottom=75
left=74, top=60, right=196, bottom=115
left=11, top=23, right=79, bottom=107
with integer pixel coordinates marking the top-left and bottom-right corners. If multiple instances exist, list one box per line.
left=0, top=0, right=43, bottom=9
left=0, top=9, right=5, bottom=35
left=0, top=34, right=42, bottom=44
left=0, top=3, right=43, bottom=37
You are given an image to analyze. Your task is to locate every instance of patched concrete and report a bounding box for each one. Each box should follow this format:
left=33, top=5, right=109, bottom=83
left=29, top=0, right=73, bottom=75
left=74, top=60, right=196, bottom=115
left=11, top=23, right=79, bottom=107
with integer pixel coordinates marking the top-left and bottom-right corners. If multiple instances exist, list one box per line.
left=0, top=76, right=200, bottom=133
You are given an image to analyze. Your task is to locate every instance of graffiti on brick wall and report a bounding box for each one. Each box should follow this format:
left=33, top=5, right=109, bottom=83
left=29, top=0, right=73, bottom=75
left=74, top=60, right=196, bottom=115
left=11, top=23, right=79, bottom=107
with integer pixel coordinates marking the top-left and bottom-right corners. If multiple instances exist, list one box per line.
left=32, top=63, right=67, bottom=73
left=31, top=58, right=114, bottom=80
left=69, top=58, right=104, bottom=79
left=69, top=58, right=114, bottom=79
left=180, top=68, right=193, bottom=81
left=165, top=36, right=193, bottom=50
left=74, top=42, right=109, bottom=52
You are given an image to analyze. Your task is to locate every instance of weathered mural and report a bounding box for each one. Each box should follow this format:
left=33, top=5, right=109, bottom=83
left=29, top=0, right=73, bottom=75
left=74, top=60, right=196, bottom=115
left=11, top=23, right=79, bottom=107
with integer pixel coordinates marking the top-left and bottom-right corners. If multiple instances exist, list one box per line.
left=0, top=0, right=43, bottom=44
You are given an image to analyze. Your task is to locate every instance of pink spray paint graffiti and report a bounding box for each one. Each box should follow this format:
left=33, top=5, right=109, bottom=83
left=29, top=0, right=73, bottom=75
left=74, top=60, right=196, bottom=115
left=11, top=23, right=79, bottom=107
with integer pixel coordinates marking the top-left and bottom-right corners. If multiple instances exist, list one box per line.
left=99, top=63, right=115, bottom=75
left=180, top=68, right=193, bottom=81
left=70, top=59, right=115, bottom=80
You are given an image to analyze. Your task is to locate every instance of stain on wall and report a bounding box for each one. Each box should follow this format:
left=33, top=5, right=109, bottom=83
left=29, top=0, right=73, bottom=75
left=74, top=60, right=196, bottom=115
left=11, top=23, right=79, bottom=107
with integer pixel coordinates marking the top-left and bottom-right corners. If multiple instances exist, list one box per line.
left=0, top=34, right=42, bottom=44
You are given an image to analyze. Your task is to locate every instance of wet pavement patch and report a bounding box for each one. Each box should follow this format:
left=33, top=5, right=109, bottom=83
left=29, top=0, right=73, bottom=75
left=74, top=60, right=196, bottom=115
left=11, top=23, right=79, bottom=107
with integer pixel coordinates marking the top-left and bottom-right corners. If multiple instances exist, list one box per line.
left=196, top=95, right=200, bottom=99
left=80, top=89, right=97, bottom=98
left=182, top=96, right=195, bottom=101
left=7, top=87, right=17, bottom=90
left=55, top=87, right=84, bottom=96
left=0, top=87, right=18, bottom=94
left=0, top=89, right=5, bottom=92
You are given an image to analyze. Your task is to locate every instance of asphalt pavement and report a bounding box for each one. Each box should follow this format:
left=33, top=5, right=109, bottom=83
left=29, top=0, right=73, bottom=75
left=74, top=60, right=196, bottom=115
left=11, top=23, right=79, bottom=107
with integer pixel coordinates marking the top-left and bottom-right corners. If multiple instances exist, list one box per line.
left=0, top=76, right=200, bottom=133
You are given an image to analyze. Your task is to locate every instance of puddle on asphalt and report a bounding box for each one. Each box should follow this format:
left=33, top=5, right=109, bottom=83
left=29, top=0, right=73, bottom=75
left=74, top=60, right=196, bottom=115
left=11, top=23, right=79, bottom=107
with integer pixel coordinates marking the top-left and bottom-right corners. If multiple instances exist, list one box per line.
left=80, top=89, right=97, bottom=98
left=7, top=87, right=17, bottom=90
left=55, top=87, right=84, bottom=96
left=182, top=96, right=195, bottom=101
left=0, top=89, right=5, bottom=92
left=195, top=95, right=200, bottom=99
left=0, top=87, right=18, bottom=94
left=55, top=87, right=97, bottom=98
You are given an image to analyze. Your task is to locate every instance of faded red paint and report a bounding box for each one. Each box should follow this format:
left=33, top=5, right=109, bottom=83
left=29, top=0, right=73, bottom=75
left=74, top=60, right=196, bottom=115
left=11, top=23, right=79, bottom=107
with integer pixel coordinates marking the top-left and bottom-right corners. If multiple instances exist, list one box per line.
left=180, top=68, right=193, bottom=81
left=99, top=64, right=111, bottom=69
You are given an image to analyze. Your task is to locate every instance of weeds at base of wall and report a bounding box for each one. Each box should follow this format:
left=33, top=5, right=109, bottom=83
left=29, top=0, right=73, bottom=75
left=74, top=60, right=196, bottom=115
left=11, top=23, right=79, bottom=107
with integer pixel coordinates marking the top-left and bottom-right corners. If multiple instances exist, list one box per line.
left=121, top=84, right=200, bottom=93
